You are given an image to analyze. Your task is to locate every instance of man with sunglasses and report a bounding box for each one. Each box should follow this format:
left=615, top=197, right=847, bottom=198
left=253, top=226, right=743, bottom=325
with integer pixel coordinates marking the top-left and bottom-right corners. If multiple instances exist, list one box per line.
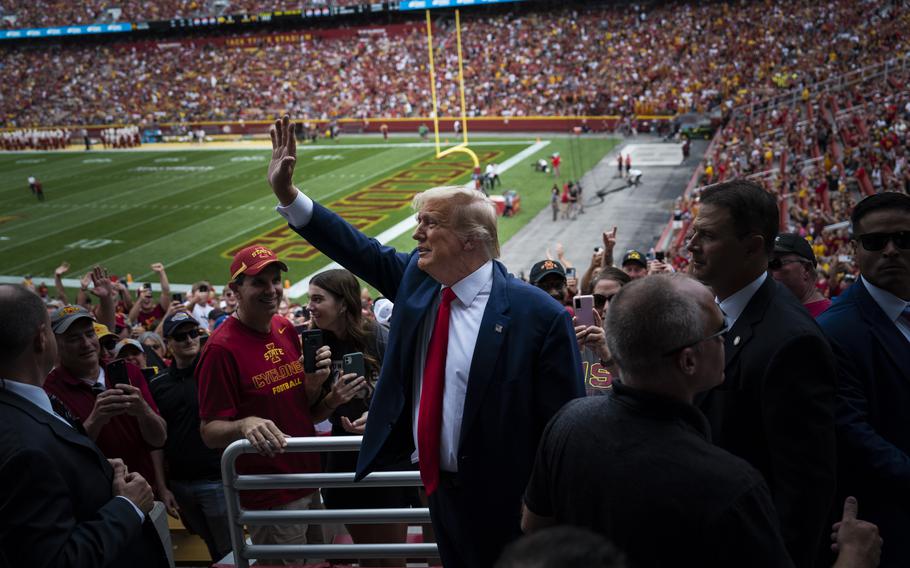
left=818, top=192, right=910, bottom=567
left=769, top=233, right=832, bottom=318
left=148, top=311, right=231, bottom=563
left=686, top=179, right=837, bottom=568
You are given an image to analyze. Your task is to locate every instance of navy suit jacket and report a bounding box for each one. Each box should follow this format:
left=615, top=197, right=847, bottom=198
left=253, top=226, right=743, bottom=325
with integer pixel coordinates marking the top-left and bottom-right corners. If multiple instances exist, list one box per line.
left=698, top=276, right=837, bottom=568
left=818, top=280, right=910, bottom=567
left=293, top=202, right=584, bottom=508
left=0, top=386, right=168, bottom=568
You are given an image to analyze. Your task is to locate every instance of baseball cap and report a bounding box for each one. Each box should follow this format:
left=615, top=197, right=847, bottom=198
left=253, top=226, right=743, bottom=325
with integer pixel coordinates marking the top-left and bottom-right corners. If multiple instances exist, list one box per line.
left=529, top=259, right=566, bottom=285
left=162, top=311, right=199, bottom=338
left=113, top=338, right=144, bottom=358
left=93, top=323, right=116, bottom=341
left=51, top=305, right=94, bottom=334
left=230, top=244, right=288, bottom=280
left=621, top=250, right=647, bottom=269
left=774, top=233, right=817, bottom=267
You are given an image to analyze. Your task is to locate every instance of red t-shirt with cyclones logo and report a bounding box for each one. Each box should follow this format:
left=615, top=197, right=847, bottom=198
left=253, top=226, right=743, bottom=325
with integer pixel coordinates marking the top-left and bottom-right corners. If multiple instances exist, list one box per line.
left=196, top=314, right=320, bottom=509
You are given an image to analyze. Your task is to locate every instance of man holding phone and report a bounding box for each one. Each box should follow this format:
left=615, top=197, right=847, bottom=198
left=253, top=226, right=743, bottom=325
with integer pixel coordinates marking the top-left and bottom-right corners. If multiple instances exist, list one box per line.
left=43, top=305, right=168, bottom=505
left=128, top=263, right=172, bottom=330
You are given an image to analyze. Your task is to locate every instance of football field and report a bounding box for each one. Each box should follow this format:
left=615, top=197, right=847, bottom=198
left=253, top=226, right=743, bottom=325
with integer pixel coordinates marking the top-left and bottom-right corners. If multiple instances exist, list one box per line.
left=0, top=135, right=619, bottom=299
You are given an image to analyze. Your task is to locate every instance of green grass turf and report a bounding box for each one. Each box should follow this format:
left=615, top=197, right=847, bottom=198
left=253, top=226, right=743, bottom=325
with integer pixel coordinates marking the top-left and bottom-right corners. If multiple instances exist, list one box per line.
left=0, top=135, right=618, bottom=300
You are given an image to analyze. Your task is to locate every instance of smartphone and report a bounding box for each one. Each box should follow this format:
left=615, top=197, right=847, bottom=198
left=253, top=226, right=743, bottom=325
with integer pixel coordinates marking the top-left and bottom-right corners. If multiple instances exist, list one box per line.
left=655, top=251, right=666, bottom=262
left=342, top=352, right=366, bottom=381
left=107, top=359, right=131, bottom=387
left=573, top=295, right=595, bottom=327
left=142, top=282, right=152, bottom=290
left=171, top=292, right=183, bottom=302
left=565, top=267, right=577, bottom=279
left=594, top=246, right=603, bottom=253
left=301, top=329, right=323, bottom=373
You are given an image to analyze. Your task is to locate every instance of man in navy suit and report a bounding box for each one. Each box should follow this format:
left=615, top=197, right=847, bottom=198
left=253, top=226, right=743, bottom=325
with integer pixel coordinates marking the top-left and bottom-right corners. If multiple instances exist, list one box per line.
left=0, top=284, right=168, bottom=568
left=266, top=116, right=584, bottom=567
left=687, top=179, right=837, bottom=567
left=818, top=192, right=910, bottom=567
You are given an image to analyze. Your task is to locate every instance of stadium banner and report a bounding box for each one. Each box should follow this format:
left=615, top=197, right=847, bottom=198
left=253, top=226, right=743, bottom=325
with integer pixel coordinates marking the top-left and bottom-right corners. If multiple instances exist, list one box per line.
left=151, top=3, right=390, bottom=32
left=0, top=22, right=135, bottom=40
left=398, top=0, right=524, bottom=10
left=125, top=22, right=422, bottom=51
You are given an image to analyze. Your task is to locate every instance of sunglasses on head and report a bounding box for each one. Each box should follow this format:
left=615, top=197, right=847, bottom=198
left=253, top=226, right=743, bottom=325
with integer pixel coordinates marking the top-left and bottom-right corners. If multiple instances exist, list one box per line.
left=171, top=329, right=201, bottom=342
left=856, top=231, right=910, bottom=252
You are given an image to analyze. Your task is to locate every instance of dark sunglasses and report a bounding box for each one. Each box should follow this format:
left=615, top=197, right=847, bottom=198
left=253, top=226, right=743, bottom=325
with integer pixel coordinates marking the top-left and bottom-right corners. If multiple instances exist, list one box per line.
left=593, top=293, right=616, bottom=309
left=171, top=329, right=201, bottom=342
left=856, top=231, right=910, bottom=252
left=662, top=323, right=729, bottom=356
left=768, top=257, right=811, bottom=271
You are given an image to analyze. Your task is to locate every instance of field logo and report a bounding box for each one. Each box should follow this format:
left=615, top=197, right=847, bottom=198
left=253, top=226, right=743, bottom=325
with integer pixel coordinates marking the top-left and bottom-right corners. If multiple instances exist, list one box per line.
left=224, top=150, right=501, bottom=263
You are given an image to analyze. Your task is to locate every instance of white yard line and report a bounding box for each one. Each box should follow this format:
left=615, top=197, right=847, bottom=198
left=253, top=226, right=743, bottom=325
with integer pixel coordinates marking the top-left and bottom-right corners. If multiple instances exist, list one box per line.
left=286, top=140, right=551, bottom=297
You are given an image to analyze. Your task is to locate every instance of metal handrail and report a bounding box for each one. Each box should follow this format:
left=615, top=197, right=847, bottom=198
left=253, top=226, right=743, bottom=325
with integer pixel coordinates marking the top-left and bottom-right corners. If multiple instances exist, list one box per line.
left=222, top=436, right=436, bottom=568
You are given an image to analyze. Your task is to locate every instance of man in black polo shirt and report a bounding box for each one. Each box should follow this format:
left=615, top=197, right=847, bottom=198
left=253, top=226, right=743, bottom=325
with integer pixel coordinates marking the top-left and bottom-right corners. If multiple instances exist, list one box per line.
left=523, top=274, right=793, bottom=567
left=148, top=311, right=230, bottom=562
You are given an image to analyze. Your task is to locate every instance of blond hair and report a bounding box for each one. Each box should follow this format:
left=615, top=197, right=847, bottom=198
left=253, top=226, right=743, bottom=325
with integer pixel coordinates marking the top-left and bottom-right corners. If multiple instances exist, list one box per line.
left=412, top=186, right=501, bottom=259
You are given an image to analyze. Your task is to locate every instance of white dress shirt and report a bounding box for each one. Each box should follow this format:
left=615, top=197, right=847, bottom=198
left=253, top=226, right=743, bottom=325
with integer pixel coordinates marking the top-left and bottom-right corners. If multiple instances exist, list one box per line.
left=2, top=378, right=144, bottom=521
left=4, top=379, right=73, bottom=428
left=411, top=260, right=493, bottom=472
left=275, top=188, right=492, bottom=472
left=717, top=272, right=767, bottom=329
left=276, top=188, right=315, bottom=227
left=862, top=276, right=910, bottom=343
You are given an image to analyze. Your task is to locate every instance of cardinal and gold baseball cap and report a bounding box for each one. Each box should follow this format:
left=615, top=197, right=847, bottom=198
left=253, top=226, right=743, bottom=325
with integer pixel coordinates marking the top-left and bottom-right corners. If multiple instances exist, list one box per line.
left=230, top=244, right=288, bottom=280
left=50, top=305, right=93, bottom=334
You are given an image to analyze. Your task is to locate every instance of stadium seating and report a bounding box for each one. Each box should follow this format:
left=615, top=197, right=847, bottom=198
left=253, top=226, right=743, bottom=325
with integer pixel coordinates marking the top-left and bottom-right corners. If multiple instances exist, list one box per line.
left=0, top=1, right=366, bottom=29
left=1, top=0, right=908, bottom=128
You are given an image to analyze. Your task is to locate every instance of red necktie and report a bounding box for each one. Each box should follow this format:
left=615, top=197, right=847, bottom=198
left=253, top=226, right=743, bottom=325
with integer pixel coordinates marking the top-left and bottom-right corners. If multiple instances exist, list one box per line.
left=418, top=287, right=457, bottom=495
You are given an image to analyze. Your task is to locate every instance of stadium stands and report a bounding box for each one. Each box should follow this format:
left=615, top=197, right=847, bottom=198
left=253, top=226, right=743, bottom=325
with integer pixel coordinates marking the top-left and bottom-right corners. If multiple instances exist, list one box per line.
left=0, top=0, right=366, bottom=29
left=1, top=0, right=908, bottom=127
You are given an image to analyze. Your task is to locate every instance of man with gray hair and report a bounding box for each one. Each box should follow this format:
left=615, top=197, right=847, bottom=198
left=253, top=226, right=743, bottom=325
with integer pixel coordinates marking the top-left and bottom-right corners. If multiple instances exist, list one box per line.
left=0, top=284, right=168, bottom=568
left=266, top=115, right=584, bottom=568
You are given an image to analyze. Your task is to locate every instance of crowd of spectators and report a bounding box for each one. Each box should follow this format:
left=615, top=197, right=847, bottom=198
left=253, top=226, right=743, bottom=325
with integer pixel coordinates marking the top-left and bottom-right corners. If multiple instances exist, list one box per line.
left=0, top=0, right=367, bottom=29
left=664, top=62, right=910, bottom=302
left=1, top=0, right=908, bottom=128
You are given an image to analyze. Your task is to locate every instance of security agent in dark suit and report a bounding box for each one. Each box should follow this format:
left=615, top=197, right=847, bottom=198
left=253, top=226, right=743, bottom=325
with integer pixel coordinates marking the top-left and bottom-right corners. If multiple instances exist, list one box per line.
left=0, top=284, right=168, bottom=568
left=686, top=179, right=837, bottom=568
left=266, top=116, right=584, bottom=568
left=818, top=192, right=910, bottom=567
